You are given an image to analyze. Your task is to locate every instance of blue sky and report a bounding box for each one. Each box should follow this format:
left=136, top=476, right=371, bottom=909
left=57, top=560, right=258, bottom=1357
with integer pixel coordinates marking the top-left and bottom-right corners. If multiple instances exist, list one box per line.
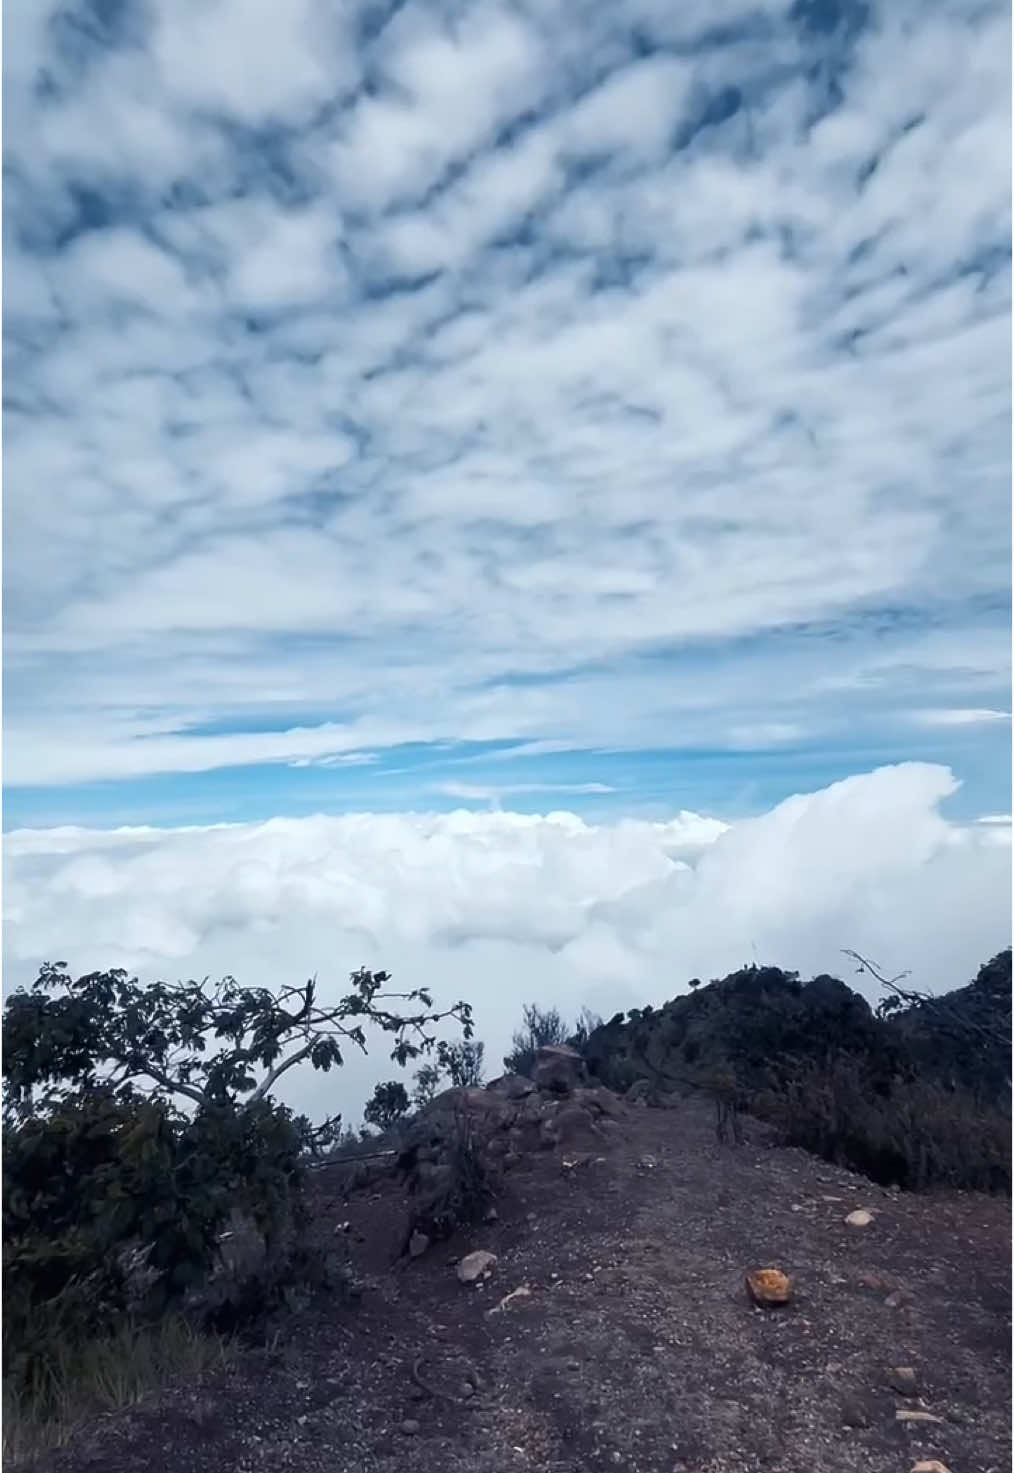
left=3, top=0, right=1011, bottom=834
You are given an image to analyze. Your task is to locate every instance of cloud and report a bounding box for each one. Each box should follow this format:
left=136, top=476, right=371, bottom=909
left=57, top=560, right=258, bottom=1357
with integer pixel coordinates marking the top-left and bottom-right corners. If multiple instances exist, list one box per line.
left=4, top=765, right=1008, bottom=1125
left=912, top=708, right=1011, bottom=728
left=2, top=0, right=1009, bottom=809
left=435, top=780, right=616, bottom=803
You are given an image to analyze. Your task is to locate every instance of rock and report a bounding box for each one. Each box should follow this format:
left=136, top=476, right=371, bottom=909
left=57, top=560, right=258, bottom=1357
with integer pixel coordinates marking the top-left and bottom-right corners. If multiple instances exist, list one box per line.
left=407, top=1230, right=431, bottom=1260
left=912, top=1463, right=953, bottom=1473
left=888, top=1366, right=920, bottom=1397
left=533, top=1045, right=587, bottom=1096
left=552, top=1103, right=604, bottom=1145
left=625, top=1078, right=652, bottom=1105
left=561, top=1153, right=593, bottom=1170
left=845, top=1209, right=874, bottom=1227
left=571, top=1085, right=621, bottom=1116
left=885, top=1288, right=915, bottom=1309
left=457, top=1250, right=498, bottom=1284
left=486, top=1073, right=537, bottom=1100
left=745, top=1268, right=793, bottom=1307
left=896, top=1410, right=944, bottom=1424
left=840, top=1395, right=873, bottom=1429
left=400, top=1419, right=421, bottom=1436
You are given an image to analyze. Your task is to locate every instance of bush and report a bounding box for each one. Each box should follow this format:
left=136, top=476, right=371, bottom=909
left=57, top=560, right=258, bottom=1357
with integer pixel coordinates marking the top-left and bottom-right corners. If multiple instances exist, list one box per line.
left=581, top=953, right=1011, bottom=1192
left=756, top=1053, right=1011, bottom=1193
left=2, top=962, right=475, bottom=1438
left=504, top=1003, right=600, bottom=1077
left=400, top=1105, right=499, bottom=1251
left=2, top=1311, right=231, bottom=1465
left=438, top=1039, right=486, bottom=1088
left=363, top=1080, right=411, bottom=1131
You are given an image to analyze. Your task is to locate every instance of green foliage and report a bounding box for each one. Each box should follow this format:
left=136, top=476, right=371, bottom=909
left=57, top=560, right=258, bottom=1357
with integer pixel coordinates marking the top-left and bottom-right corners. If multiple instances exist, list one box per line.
left=2, top=961, right=474, bottom=1424
left=412, top=1063, right=443, bottom=1108
left=567, top=1006, right=604, bottom=1050
left=582, top=951, right=1012, bottom=1193
left=363, top=1080, right=410, bottom=1131
left=755, top=1054, right=1011, bottom=1192
left=402, top=1107, right=499, bottom=1250
left=503, top=1003, right=569, bottom=1077
left=3, top=963, right=472, bottom=1122
left=3, top=1310, right=231, bottom=1465
left=437, top=1039, right=485, bottom=1088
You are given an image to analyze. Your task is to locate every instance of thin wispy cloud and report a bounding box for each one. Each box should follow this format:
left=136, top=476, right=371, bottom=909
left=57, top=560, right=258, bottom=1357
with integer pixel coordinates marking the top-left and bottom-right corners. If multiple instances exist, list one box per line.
left=2, top=0, right=1009, bottom=821
left=912, top=707, right=1011, bottom=728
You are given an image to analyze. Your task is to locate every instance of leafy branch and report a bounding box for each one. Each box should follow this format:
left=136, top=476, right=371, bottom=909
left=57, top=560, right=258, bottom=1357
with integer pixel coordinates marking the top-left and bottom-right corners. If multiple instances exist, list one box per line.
left=2, top=963, right=473, bottom=1127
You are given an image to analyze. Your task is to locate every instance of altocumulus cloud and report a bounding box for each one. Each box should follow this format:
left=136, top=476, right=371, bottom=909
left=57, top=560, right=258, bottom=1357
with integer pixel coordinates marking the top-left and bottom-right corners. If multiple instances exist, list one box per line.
left=4, top=765, right=1009, bottom=1124
left=2, top=0, right=1011, bottom=801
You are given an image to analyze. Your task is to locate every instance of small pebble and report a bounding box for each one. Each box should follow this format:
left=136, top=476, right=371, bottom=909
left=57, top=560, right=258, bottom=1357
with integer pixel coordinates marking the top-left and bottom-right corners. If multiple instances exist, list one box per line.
left=400, top=1418, right=421, bottom=1436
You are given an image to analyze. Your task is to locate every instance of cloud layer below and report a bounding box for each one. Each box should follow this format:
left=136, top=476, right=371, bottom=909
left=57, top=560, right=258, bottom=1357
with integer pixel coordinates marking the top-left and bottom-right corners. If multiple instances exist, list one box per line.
left=4, top=764, right=1009, bottom=1123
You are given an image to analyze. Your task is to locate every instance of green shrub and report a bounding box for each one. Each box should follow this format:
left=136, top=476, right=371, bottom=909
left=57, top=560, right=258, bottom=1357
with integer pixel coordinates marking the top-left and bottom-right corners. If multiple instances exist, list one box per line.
left=400, top=1106, right=499, bottom=1251
left=2, top=1311, right=231, bottom=1465
left=756, top=1054, right=1011, bottom=1192
left=2, top=961, right=475, bottom=1437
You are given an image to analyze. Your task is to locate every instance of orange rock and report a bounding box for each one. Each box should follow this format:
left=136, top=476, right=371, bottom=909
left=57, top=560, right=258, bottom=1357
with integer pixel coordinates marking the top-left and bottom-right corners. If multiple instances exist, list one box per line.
left=746, top=1267, right=793, bottom=1306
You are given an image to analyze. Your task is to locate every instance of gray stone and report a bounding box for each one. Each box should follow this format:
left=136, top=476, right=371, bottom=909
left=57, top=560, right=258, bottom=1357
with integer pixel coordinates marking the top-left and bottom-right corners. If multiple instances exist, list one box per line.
left=533, top=1045, right=587, bottom=1096
left=407, top=1230, right=431, bottom=1259
left=486, top=1073, right=537, bottom=1100
left=625, top=1078, right=652, bottom=1105
left=457, top=1249, right=498, bottom=1284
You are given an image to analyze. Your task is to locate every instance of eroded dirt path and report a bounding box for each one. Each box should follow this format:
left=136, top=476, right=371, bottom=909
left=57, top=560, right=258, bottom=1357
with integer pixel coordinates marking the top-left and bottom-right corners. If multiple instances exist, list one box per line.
left=40, top=1096, right=1011, bottom=1473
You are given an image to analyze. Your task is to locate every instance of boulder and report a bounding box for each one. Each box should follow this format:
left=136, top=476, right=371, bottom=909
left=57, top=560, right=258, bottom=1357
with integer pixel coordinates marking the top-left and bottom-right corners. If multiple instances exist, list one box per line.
left=486, top=1074, right=537, bottom=1100
left=572, top=1085, right=621, bottom=1116
left=533, top=1045, right=587, bottom=1096
left=552, top=1103, right=604, bottom=1146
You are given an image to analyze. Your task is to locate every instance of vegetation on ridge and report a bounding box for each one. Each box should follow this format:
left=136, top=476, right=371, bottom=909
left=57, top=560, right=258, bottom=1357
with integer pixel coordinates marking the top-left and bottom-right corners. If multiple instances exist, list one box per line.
left=576, top=948, right=1012, bottom=1193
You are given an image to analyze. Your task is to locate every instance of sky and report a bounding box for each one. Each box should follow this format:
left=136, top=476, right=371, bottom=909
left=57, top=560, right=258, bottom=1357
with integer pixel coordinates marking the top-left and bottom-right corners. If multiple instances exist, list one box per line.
left=2, top=0, right=1011, bottom=1121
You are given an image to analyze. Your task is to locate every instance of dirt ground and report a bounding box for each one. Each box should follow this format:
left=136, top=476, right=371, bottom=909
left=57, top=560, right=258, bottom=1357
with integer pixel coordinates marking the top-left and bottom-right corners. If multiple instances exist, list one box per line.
left=36, top=1093, right=1011, bottom=1473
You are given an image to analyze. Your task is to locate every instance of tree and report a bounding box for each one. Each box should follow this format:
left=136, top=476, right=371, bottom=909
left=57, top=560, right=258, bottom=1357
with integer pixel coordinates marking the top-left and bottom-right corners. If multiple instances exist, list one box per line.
left=438, top=1039, right=485, bottom=1088
left=412, top=1063, right=443, bottom=1108
left=363, top=1080, right=410, bottom=1131
left=3, top=962, right=473, bottom=1139
left=1, top=961, right=475, bottom=1384
left=843, top=948, right=1012, bottom=1049
left=567, top=1006, right=603, bottom=1049
left=503, top=1003, right=569, bottom=1077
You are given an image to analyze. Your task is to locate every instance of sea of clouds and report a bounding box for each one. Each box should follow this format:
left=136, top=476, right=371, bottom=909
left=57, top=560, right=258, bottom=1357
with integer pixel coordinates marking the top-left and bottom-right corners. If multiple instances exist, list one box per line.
left=3, top=762, right=1009, bottom=1127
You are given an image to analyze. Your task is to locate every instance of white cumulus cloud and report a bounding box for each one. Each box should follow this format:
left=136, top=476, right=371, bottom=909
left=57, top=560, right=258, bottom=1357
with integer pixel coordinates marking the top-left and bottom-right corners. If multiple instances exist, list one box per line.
left=3, top=765, right=1008, bottom=1126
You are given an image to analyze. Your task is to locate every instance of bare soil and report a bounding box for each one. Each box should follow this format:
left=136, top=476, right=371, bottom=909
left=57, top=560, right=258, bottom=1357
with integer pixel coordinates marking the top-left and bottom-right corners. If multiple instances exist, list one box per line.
left=36, top=1094, right=1011, bottom=1473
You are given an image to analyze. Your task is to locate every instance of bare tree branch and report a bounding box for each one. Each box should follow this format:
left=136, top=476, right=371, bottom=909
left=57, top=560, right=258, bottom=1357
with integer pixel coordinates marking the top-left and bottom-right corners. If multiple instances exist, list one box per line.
left=842, top=948, right=1010, bottom=1048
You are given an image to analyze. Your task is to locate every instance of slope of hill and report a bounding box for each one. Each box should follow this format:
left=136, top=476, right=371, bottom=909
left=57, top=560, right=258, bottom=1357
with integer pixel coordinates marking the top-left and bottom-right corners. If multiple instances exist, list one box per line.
left=34, top=1091, right=1011, bottom=1473
left=580, top=951, right=1012, bottom=1192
